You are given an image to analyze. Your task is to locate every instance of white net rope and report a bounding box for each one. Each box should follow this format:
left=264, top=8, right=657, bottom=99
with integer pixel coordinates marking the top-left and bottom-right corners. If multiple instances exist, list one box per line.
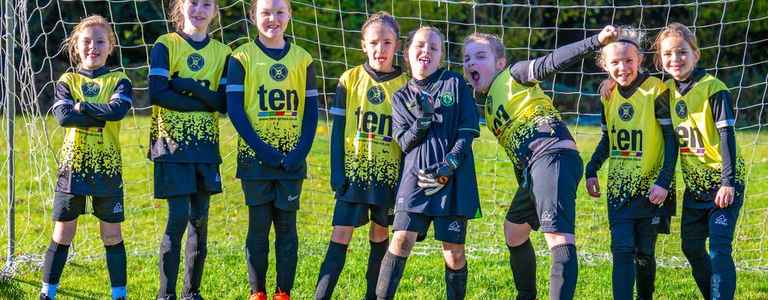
left=1, top=0, right=766, bottom=275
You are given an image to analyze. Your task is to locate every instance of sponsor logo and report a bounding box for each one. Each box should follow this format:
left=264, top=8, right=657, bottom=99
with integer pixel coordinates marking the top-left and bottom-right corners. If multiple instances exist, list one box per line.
left=269, top=63, right=288, bottom=81
left=652, top=216, right=660, bottom=225
left=112, top=202, right=123, bottom=214
left=675, top=100, right=688, bottom=118
left=367, top=86, right=385, bottom=105
left=541, top=210, right=554, bottom=222
left=82, top=81, right=101, bottom=97
left=187, top=53, right=205, bottom=71
left=714, top=215, right=728, bottom=226
left=448, top=221, right=461, bottom=232
left=618, top=102, right=634, bottom=121
left=287, top=194, right=299, bottom=202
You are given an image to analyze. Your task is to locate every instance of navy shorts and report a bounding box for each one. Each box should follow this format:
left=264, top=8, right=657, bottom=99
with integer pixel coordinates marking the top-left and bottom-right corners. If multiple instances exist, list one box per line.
left=332, top=200, right=393, bottom=228
left=505, top=149, right=582, bottom=234
left=52, top=192, right=124, bottom=223
left=681, top=201, right=742, bottom=244
left=392, top=211, right=467, bottom=244
left=154, top=162, right=222, bottom=198
left=242, top=179, right=303, bottom=211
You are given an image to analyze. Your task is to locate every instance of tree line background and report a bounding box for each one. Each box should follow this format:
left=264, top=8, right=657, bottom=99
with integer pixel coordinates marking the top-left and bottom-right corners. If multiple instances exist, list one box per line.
left=23, top=0, right=768, bottom=125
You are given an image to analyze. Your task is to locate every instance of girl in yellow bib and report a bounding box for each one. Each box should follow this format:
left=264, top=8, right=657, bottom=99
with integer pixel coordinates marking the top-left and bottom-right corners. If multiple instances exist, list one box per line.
left=584, top=27, right=677, bottom=300
left=655, top=23, right=745, bottom=300
left=226, top=0, right=318, bottom=299
left=148, top=0, right=230, bottom=298
left=41, top=15, right=132, bottom=300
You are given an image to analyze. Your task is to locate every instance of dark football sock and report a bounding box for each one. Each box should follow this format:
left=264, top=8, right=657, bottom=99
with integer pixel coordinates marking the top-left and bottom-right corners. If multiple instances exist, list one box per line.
left=41, top=241, right=69, bottom=298
left=183, top=192, right=210, bottom=296
left=246, top=204, right=272, bottom=293
left=611, top=248, right=635, bottom=300
left=682, top=239, right=711, bottom=299
left=376, top=251, right=408, bottom=300
left=549, top=244, right=578, bottom=300
left=105, top=241, right=127, bottom=288
left=314, top=241, right=349, bottom=300
left=365, top=239, right=389, bottom=300
left=635, top=252, right=656, bottom=300
left=508, top=240, right=537, bottom=300
left=444, top=263, right=468, bottom=300
left=158, top=196, right=190, bottom=298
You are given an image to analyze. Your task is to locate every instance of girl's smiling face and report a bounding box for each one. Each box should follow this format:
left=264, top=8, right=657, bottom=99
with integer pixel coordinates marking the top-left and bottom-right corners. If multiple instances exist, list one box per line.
left=463, top=40, right=506, bottom=93
left=660, top=36, right=699, bottom=81
left=77, top=25, right=111, bottom=70
left=254, top=0, right=291, bottom=41
left=183, top=0, right=217, bottom=32
left=362, top=23, right=398, bottom=73
left=600, top=42, right=643, bottom=87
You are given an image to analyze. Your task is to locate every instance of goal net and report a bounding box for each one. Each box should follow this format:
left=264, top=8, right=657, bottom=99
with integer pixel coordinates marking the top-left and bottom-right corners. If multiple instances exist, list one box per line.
left=2, top=0, right=767, bottom=277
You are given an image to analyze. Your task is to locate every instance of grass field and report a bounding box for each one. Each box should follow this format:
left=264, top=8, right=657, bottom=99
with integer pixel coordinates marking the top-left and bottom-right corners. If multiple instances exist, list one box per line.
left=1, top=115, right=767, bottom=299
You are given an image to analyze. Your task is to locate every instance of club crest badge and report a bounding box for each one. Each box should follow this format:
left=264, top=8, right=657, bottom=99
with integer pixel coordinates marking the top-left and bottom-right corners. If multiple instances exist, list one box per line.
left=367, top=86, right=385, bottom=105
left=269, top=63, right=288, bottom=81
left=618, top=102, right=634, bottom=121
left=81, top=82, right=101, bottom=97
left=187, top=53, right=205, bottom=71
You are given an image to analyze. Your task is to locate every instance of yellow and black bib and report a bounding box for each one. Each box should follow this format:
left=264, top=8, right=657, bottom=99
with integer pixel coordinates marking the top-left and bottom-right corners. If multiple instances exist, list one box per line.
left=231, top=42, right=313, bottom=158
left=151, top=32, right=230, bottom=162
left=667, top=74, right=745, bottom=194
left=485, top=70, right=561, bottom=167
left=58, top=71, right=129, bottom=177
left=340, top=65, right=408, bottom=187
left=602, top=76, right=666, bottom=202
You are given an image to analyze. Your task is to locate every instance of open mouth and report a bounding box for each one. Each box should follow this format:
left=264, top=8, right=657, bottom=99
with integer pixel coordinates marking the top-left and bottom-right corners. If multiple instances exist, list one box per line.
left=470, top=70, right=480, bottom=82
left=418, top=56, right=431, bottom=67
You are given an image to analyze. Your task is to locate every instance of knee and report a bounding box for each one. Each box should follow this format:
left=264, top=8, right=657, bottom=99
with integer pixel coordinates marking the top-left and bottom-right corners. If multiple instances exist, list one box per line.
left=443, top=245, right=466, bottom=270
left=709, top=241, right=733, bottom=259
left=634, top=252, right=655, bottom=268
left=390, top=232, right=415, bottom=255
left=369, top=223, right=389, bottom=243
left=100, top=229, right=123, bottom=246
left=504, top=221, right=532, bottom=247
left=166, top=210, right=190, bottom=235
left=331, top=226, right=354, bottom=244
left=53, top=221, right=77, bottom=245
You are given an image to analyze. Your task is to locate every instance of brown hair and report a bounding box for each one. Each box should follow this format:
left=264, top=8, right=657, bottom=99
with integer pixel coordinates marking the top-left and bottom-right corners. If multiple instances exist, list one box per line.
left=403, top=26, right=445, bottom=69
left=463, top=32, right=506, bottom=61
left=169, top=0, right=220, bottom=32
left=361, top=11, right=400, bottom=40
left=597, top=26, right=644, bottom=100
left=63, top=15, right=116, bottom=66
left=249, top=0, right=292, bottom=24
left=652, top=22, right=700, bottom=70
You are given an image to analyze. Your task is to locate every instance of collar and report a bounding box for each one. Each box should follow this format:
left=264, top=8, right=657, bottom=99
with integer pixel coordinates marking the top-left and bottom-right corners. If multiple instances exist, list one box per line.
left=175, top=31, right=210, bottom=50
left=363, top=63, right=403, bottom=83
left=675, top=68, right=707, bottom=96
left=617, top=72, right=649, bottom=99
left=412, top=68, right=446, bottom=88
left=77, top=66, right=110, bottom=78
left=255, top=37, right=291, bottom=61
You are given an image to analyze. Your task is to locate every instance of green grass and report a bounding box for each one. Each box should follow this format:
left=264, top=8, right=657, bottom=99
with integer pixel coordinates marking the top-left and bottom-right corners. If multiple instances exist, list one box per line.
left=1, top=115, right=767, bottom=299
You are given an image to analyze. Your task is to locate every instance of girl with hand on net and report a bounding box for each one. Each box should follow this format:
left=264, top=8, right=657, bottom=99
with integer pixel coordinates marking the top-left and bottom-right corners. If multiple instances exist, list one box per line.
left=461, top=26, right=618, bottom=299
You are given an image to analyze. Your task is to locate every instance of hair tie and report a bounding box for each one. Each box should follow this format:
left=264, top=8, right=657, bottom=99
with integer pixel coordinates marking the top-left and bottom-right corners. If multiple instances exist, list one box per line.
left=617, top=38, right=640, bottom=49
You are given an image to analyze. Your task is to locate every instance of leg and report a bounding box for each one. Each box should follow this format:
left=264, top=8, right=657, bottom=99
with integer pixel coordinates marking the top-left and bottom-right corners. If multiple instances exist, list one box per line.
left=505, top=220, right=537, bottom=300
left=158, top=196, right=191, bottom=299
left=246, top=204, right=273, bottom=294
left=442, top=242, right=468, bottom=300
left=609, top=219, right=636, bottom=300
left=376, top=229, right=417, bottom=300
left=366, top=221, right=390, bottom=300
left=681, top=206, right=711, bottom=299
left=532, top=150, right=582, bottom=300
left=41, top=220, right=77, bottom=299
left=635, top=218, right=659, bottom=300
left=100, top=221, right=126, bottom=300
left=274, top=207, right=298, bottom=294
left=708, top=202, right=741, bottom=300
left=314, top=225, right=353, bottom=300
left=183, top=191, right=211, bottom=297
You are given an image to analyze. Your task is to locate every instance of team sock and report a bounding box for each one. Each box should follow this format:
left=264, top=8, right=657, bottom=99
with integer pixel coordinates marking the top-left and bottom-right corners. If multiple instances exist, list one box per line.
left=710, top=241, right=736, bottom=300
left=158, top=195, right=191, bottom=298
left=41, top=241, right=69, bottom=299
left=105, top=241, right=127, bottom=290
left=184, top=213, right=209, bottom=295
left=365, top=239, right=389, bottom=300
left=508, top=240, right=537, bottom=300
left=246, top=204, right=271, bottom=293
left=444, top=263, right=468, bottom=300
left=611, top=248, right=635, bottom=300
left=549, top=244, right=578, bottom=300
left=635, top=252, right=656, bottom=300
left=376, top=251, right=408, bottom=300
left=314, top=241, right=348, bottom=300
left=274, top=209, right=298, bottom=293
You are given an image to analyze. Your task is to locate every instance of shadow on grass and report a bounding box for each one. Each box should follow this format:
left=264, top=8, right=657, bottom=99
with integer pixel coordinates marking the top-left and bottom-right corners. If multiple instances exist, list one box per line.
left=4, top=276, right=106, bottom=300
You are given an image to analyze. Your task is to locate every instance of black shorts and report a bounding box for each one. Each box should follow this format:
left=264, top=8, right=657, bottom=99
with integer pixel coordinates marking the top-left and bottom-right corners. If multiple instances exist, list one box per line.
left=609, top=217, right=660, bottom=255
left=332, top=200, right=393, bottom=228
left=505, top=149, right=582, bottom=234
left=52, top=192, right=124, bottom=223
left=681, top=200, right=742, bottom=243
left=242, top=179, right=303, bottom=211
left=392, top=211, right=467, bottom=244
left=154, top=162, right=222, bottom=198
